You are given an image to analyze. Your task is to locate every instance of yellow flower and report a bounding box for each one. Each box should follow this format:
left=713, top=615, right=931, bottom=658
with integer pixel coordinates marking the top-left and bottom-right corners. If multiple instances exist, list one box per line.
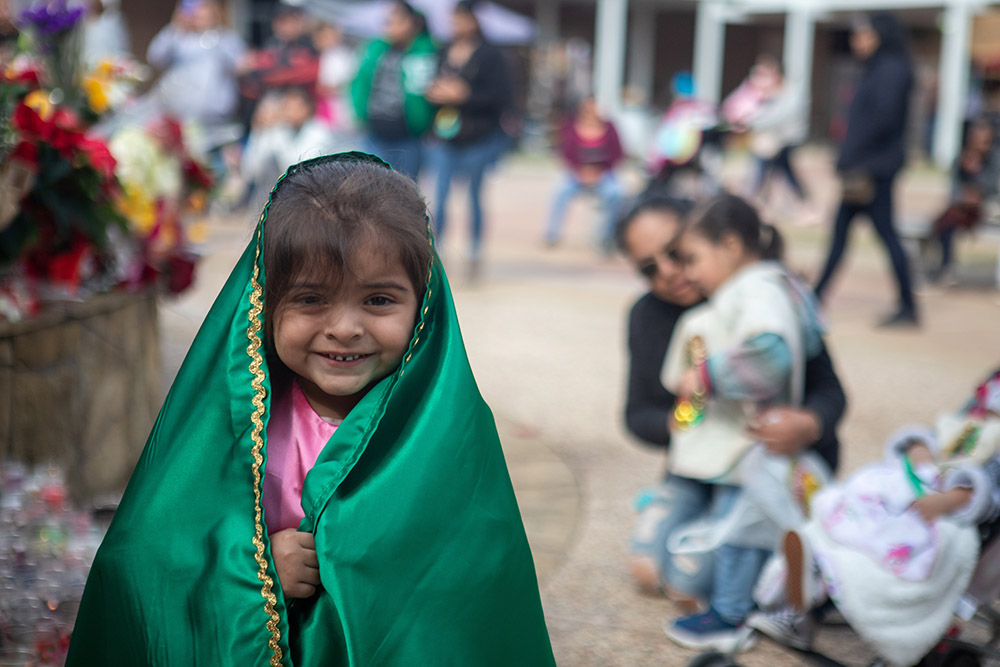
left=83, top=76, right=109, bottom=114
left=116, top=185, right=156, bottom=235
left=24, top=89, right=53, bottom=120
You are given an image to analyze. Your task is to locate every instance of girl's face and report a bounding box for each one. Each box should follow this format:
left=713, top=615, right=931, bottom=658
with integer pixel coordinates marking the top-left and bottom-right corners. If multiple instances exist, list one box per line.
left=622, top=209, right=700, bottom=306
left=384, top=5, right=415, bottom=45
left=273, top=246, right=419, bottom=420
left=452, top=10, right=478, bottom=40
left=677, top=230, right=745, bottom=298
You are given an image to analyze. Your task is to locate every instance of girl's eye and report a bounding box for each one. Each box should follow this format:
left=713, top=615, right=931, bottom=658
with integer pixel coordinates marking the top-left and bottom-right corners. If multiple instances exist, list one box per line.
left=295, top=294, right=324, bottom=306
left=366, top=295, right=392, bottom=307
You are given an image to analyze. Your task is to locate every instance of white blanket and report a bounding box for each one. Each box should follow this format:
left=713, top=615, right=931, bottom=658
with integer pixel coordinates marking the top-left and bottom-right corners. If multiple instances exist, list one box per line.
left=803, top=514, right=979, bottom=666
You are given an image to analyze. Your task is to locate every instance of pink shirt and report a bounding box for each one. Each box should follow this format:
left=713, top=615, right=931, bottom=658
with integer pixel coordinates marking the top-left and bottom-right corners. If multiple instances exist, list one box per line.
left=263, top=379, right=340, bottom=534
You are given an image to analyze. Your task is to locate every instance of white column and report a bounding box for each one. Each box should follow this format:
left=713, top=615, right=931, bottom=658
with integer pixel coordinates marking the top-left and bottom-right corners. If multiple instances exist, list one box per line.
left=535, top=0, right=559, bottom=44
left=627, top=3, right=656, bottom=104
left=783, top=7, right=815, bottom=135
left=693, top=0, right=726, bottom=106
left=594, top=0, right=629, bottom=118
left=934, top=2, right=973, bottom=167
left=229, top=0, right=252, bottom=39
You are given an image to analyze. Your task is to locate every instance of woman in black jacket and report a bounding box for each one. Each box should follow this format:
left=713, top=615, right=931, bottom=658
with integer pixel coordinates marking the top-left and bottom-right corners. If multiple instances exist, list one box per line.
left=425, top=0, right=513, bottom=278
left=814, top=13, right=918, bottom=327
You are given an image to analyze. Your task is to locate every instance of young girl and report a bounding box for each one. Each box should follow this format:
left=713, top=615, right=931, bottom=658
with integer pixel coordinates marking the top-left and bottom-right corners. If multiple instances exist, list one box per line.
left=751, top=369, right=1000, bottom=665
left=659, top=193, right=827, bottom=650
left=66, top=153, right=555, bottom=666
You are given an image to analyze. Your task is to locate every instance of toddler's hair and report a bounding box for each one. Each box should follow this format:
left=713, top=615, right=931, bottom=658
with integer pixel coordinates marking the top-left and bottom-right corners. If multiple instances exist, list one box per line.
left=262, top=158, right=432, bottom=343
left=688, top=192, right=783, bottom=261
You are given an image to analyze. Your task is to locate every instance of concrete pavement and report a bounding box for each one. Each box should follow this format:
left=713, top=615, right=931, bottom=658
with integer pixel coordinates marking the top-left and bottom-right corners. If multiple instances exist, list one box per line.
left=159, top=146, right=1000, bottom=666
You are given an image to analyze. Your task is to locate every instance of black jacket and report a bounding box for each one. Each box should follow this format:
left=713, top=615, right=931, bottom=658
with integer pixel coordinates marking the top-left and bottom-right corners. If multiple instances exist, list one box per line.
left=624, top=292, right=846, bottom=472
left=435, top=40, right=512, bottom=145
left=837, top=16, right=914, bottom=180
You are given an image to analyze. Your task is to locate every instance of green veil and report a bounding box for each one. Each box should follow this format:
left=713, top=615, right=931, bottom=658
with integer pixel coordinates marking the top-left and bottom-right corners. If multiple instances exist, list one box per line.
left=67, top=153, right=555, bottom=666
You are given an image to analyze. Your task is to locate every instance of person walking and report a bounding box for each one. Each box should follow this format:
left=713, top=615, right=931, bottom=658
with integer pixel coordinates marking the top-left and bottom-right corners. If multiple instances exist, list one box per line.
left=814, top=13, right=918, bottom=327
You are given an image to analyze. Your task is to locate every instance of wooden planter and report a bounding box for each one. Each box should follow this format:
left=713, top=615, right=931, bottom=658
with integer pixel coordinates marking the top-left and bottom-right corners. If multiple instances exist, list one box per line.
left=0, top=290, right=160, bottom=502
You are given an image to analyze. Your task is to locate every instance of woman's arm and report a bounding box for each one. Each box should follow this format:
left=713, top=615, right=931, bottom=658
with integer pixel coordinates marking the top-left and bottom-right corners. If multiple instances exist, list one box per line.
left=624, top=300, right=675, bottom=448
left=146, top=24, right=179, bottom=70
left=798, top=345, right=846, bottom=469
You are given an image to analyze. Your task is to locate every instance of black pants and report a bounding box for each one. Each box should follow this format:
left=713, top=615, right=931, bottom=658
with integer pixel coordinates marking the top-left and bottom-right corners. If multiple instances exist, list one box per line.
left=814, top=177, right=916, bottom=313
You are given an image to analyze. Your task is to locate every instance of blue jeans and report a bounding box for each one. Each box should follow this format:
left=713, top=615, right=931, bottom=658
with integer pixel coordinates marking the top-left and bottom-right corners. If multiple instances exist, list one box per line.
left=630, top=475, right=769, bottom=625
left=366, top=135, right=422, bottom=183
left=432, top=131, right=506, bottom=260
left=545, top=170, right=623, bottom=246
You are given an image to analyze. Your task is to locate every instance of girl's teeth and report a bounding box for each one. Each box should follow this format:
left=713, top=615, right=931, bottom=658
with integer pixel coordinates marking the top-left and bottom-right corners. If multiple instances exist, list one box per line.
left=332, top=354, right=361, bottom=361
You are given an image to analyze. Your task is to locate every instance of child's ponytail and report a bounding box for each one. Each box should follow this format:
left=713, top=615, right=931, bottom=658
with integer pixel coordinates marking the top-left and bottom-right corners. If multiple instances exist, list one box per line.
left=758, top=221, right=784, bottom=261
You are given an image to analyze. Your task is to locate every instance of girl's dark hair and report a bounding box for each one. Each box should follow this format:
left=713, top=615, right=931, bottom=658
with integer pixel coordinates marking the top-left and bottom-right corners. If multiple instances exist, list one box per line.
left=614, top=194, right=695, bottom=252
left=688, top=193, right=784, bottom=261
left=262, top=158, right=431, bottom=344
left=394, top=0, right=418, bottom=17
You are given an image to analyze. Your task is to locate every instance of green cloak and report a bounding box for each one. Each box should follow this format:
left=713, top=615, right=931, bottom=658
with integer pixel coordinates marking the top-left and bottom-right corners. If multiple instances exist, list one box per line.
left=66, top=153, right=556, bottom=666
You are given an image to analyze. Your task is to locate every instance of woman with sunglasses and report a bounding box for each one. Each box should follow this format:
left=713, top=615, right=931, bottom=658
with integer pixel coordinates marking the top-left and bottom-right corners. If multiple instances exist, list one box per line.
left=616, top=195, right=846, bottom=650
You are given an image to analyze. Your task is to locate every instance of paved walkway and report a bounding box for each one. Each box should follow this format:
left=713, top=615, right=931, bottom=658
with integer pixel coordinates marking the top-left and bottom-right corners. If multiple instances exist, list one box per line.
left=159, top=146, right=1000, bottom=666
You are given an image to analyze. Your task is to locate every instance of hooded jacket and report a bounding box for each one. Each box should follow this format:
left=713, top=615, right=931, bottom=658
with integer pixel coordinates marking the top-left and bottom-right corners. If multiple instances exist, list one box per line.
left=837, top=13, right=914, bottom=180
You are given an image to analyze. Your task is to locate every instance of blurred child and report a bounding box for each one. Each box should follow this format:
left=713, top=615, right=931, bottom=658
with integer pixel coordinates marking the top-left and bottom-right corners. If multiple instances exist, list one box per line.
left=241, top=87, right=333, bottom=208
left=660, top=194, right=827, bottom=650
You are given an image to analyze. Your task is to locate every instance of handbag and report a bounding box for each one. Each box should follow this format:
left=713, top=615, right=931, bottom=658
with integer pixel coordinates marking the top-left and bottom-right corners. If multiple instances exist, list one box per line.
left=841, top=171, right=876, bottom=206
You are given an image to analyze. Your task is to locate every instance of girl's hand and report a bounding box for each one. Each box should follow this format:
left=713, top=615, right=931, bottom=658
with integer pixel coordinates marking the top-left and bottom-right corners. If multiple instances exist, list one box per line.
left=910, top=488, right=973, bottom=524
left=271, top=529, right=321, bottom=599
left=677, top=367, right=702, bottom=401
left=426, top=77, right=470, bottom=105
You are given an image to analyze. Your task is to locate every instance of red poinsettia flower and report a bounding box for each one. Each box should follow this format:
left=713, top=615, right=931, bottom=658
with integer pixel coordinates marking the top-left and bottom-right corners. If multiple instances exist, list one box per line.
left=78, top=136, right=118, bottom=181
left=166, top=249, right=197, bottom=294
left=13, top=102, right=49, bottom=139
left=149, top=116, right=185, bottom=154
left=11, top=141, right=39, bottom=168
left=6, top=68, right=42, bottom=88
left=46, top=237, right=94, bottom=290
left=50, top=107, right=82, bottom=132
left=182, top=158, right=215, bottom=190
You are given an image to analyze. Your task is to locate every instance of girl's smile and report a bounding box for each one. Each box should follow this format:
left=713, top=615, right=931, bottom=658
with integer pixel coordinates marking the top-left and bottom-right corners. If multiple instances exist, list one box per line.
left=274, top=249, right=419, bottom=421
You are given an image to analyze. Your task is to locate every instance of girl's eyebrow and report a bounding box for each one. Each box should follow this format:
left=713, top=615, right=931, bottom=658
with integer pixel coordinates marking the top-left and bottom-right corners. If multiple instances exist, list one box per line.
left=361, top=281, right=410, bottom=292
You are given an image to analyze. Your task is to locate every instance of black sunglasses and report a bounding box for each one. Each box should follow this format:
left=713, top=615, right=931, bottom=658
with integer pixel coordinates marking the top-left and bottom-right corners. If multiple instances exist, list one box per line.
left=636, top=245, right=682, bottom=280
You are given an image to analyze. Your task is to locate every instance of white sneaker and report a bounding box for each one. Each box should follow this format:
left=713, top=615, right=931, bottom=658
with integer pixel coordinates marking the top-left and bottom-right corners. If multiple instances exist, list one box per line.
left=747, top=607, right=816, bottom=651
